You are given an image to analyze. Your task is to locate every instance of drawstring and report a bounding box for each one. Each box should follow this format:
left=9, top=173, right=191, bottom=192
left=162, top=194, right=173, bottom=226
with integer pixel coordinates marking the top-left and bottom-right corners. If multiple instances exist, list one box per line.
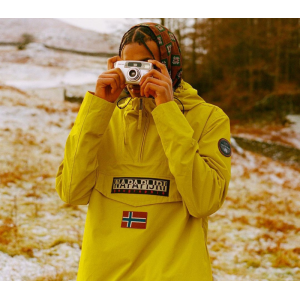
left=117, top=96, right=133, bottom=109
left=137, top=98, right=143, bottom=130
left=174, top=96, right=185, bottom=114
left=117, top=96, right=132, bottom=145
left=117, top=96, right=144, bottom=130
left=116, top=96, right=144, bottom=145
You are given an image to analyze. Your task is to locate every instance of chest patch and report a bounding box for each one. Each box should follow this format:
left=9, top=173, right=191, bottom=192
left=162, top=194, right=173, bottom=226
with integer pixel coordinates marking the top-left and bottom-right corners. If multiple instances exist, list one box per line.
left=111, top=177, right=170, bottom=197
left=121, top=211, right=148, bottom=229
left=218, top=138, right=231, bottom=157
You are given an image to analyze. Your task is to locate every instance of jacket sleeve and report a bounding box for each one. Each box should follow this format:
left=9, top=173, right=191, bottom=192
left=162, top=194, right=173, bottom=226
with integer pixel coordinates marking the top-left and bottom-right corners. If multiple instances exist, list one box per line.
left=55, top=92, right=116, bottom=205
left=152, top=100, right=231, bottom=218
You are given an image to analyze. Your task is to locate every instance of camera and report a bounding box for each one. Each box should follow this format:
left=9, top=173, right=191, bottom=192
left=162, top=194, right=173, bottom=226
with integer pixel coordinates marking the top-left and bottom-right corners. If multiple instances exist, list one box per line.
left=114, top=61, right=154, bottom=85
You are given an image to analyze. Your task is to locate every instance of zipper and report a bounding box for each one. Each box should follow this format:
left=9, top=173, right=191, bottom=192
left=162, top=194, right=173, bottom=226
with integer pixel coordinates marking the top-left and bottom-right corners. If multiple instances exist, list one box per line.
left=137, top=98, right=143, bottom=130
left=139, top=109, right=150, bottom=162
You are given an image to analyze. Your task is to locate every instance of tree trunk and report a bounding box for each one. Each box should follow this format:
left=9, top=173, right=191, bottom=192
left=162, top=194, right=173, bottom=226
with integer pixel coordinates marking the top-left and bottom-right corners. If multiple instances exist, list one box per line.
left=248, top=18, right=254, bottom=96
left=192, top=18, right=197, bottom=79
left=275, top=18, right=281, bottom=92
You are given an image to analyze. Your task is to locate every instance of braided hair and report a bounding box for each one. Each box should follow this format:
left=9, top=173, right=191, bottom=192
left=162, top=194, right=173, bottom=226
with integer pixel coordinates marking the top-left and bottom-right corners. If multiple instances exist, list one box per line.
left=119, top=26, right=159, bottom=60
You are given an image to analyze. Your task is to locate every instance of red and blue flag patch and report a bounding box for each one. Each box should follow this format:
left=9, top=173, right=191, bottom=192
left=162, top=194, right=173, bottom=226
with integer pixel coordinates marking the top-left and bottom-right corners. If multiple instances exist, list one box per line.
left=121, top=211, right=148, bottom=229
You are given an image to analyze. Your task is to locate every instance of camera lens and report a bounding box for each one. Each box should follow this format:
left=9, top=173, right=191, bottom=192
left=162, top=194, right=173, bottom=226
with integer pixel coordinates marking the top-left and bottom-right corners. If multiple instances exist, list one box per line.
left=127, top=68, right=141, bottom=82
left=129, top=70, right=137, bottom=77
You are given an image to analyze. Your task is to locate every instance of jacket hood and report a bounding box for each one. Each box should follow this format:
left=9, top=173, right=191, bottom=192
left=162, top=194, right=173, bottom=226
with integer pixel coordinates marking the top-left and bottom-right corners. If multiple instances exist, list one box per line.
left=173, top=80, right=206, bottom=111
left=118, top=79, right=205, bottom=114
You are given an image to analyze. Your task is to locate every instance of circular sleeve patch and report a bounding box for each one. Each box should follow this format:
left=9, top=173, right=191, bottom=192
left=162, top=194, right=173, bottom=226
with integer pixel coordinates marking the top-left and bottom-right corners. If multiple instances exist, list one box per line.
left=218, top=138, right=231, bottom=157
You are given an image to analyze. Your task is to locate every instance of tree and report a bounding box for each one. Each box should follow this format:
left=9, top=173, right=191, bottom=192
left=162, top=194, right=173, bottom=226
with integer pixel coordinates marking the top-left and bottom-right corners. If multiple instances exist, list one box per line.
left=190, top=18, right=300, bottom=117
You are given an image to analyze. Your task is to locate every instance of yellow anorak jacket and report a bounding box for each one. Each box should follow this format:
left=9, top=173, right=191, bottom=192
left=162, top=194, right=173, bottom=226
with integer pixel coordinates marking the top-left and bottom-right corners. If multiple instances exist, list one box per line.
left=55, top=80, right=231, bottom=281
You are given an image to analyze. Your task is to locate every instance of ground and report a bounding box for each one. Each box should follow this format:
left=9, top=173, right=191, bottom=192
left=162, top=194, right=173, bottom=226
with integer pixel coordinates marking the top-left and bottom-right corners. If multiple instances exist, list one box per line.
left=231, top=121, right=300, bottom=150
left=0, top=86, right=299, bottom=281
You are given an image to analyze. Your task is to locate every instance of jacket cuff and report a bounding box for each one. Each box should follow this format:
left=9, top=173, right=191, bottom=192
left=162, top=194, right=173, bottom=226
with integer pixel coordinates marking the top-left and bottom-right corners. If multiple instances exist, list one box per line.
left=75, top=91, right=117, bottom=136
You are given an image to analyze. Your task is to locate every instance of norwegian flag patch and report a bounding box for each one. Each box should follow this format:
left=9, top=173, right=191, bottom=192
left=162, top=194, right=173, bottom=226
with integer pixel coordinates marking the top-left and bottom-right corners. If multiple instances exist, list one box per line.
left=121, top=211, right=148, bottom=229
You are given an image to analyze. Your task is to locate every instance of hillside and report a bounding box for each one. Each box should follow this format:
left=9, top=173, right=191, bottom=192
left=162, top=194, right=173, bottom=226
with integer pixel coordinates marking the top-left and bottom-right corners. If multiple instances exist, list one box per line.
left=0, top=18, right=119, bottom=53
left=0, top=19, right=114, bottom=94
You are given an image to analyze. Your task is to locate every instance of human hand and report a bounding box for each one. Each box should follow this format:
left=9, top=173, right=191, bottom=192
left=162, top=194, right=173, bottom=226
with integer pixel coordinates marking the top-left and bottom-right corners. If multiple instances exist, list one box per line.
left=95, top=56, right=126, bottom=103
left=139, top=60, right=173, bottom=106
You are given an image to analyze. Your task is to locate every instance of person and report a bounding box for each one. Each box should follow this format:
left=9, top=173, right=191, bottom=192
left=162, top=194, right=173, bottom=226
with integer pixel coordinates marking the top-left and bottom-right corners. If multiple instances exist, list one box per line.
left=55, top=22, right=231, bottom=281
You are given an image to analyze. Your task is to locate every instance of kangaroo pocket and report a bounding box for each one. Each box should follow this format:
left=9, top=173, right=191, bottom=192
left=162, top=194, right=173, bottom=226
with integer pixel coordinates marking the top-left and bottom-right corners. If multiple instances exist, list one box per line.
left=94, top=172, right=182, bottom=207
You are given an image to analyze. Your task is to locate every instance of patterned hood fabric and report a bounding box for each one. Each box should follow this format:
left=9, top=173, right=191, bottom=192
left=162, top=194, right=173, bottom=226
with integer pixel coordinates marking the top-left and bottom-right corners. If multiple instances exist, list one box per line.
left=119, top=22, right=183, bottom=90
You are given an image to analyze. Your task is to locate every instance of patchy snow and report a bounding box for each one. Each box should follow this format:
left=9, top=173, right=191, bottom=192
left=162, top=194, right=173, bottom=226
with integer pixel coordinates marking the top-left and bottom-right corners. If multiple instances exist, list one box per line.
left=286, top=115, right=300, bottom=136
left=0, top=85, right=89, bottom=280
left=231, top=122, right=300, bottom=150
left=0, top=19, right=119, bottom=53
left=0, top=46, right=107, bottom=91
left=1, top=85, right=299, bottom=281
left=0, top=243, right=81, bottom=281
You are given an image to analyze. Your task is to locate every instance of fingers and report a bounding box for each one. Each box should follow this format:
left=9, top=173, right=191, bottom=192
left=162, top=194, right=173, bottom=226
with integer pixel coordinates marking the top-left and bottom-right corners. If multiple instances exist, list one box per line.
left=148, top=59, right=170, bottom=77
left=140, top=59, right=171, bottom=85
left=139, top=61, right=172, bottom=98
left=95, top=61, right=127, bottom=101
left=100, top=75, right=120, bottom=94
left=97, top=77, right=118, bottom=94
left=100, top=74, right=121, bottom=90
left=139, top=69, right=171, bottom=87
left=97, top=69, right=126, bottom=95
left=140, top=77, right=169, bottom=97
left=143, top=82, right=165, bottom=98
left=100, top=68, right=126, bottom=87
left=107, top=56, right=122, bottom=70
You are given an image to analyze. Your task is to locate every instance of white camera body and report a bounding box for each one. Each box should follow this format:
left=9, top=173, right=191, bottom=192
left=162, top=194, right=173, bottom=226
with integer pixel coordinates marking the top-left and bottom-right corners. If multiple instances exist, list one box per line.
left=114, top=61, right=154, bottom=85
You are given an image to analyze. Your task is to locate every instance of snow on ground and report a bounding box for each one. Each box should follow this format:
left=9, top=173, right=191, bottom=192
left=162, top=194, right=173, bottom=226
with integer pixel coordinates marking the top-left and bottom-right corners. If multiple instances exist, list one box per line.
left=0, top=86, right=299, bottom=281
left=0, top=44, right=107, bottom=91
left=208, top=149, right=300, bottom=280
left=0, top=86, right=86, bottom=280
left=0, top=19, right=119, bottom=53
left=231, top=121, right=300, bottom=150
left=286, top=115, right=300, bottom=135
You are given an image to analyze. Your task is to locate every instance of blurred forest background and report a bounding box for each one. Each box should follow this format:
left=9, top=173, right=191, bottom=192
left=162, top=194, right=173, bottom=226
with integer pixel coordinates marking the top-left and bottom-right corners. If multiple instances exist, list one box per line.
left=158, top=18, right=300, bottom=121
left=0, top=18, right=300, bottom=281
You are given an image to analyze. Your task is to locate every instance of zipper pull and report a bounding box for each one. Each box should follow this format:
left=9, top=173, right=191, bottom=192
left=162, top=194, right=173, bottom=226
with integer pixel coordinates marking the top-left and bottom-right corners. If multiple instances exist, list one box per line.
left=137, top=98, right=143, bottom=130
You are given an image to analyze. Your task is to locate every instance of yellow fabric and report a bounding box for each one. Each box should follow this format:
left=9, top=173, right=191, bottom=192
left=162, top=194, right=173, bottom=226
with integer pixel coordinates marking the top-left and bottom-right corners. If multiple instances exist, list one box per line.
left=55, top=80, right=231, bottom=281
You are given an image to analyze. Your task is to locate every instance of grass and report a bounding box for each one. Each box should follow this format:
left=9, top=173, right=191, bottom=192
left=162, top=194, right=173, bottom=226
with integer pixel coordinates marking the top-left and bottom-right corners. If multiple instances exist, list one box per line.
left=0, top=218, right=17, bottom=245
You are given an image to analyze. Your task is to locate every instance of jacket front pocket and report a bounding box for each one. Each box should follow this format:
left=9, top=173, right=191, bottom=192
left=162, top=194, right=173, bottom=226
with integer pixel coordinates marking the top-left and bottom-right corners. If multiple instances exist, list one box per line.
left=94, top=173, right=182, bottom=207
